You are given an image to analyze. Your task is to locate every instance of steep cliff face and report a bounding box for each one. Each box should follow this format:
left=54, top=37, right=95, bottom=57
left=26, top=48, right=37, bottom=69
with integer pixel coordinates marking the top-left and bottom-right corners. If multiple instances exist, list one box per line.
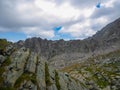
left=0, top=43, right=87, bottom=90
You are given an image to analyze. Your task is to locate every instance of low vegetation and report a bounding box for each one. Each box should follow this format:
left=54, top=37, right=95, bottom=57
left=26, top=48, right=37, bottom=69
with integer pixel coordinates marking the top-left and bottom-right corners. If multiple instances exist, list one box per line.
left=0, top=39, right=10, bottom=55
left=61, top=50, right=120, bottom=89
left=55, top=70, right=60, bottom=90
left=0, top=87, right=15, bottom=90
left=14, top=72, right=37, bottom=88
left=0, top=39, right=8, bottom=50
left=0, top=56, right=11, bottom=86
left=45, top=62, right=52, bottom=86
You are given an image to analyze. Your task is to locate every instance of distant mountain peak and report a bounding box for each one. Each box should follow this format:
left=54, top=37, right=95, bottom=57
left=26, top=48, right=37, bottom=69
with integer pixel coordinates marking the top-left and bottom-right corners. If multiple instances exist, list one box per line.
left=93, top=17, right=120, bottom=40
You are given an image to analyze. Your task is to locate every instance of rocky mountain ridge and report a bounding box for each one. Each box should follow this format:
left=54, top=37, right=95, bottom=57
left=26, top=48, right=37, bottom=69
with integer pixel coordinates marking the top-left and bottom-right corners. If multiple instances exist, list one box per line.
left=16, top=18, right=120, bottom=68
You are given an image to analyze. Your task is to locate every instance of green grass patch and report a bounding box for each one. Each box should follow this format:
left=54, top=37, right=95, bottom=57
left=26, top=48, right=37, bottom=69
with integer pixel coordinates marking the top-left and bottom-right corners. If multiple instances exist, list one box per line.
left=2, top=57, right=11, bottom=66
left=31, top=73, right=37, bottom=84
left=45, top=62, right=52, bottom=86
left=92, top=73, right=109, bottom=89
left=14, top=72, right=37, bottom=88
left=55, top=70, right=60, bottom=90
left=0, top=39, right=8, bottom=50
left=0, top=56, right=11, bottom=85
left=0, top=86, right=15, bottom=90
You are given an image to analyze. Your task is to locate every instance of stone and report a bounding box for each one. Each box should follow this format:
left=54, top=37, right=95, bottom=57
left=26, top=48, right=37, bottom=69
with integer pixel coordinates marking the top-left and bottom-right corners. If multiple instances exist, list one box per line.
left=3, top=47, right=30, bottom=86
left=0, top=55, right=6, bottom=66
left=25, top=52, right=37, bottom=73
left=36, top=59, right=46, bottom=90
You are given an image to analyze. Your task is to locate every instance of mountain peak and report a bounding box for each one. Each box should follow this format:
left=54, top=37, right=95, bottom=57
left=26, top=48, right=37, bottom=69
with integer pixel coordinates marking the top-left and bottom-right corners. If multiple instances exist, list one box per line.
left=93, top=18, right=120, bottom=40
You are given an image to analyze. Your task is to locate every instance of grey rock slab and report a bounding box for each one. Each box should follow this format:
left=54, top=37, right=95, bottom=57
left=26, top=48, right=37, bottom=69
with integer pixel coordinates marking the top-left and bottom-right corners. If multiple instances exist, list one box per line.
left=25, top=52, right=37, bottom=73
left=36, top=59, right=46, bottom=90
left=4, top=47, right=30, bottom=86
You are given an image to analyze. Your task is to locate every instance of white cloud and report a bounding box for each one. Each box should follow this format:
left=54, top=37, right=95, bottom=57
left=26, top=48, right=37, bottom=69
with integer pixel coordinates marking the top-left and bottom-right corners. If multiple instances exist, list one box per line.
left=59, top=20, right=96, bottom=38
left=103, top=0, right=115, bottom=8
left=22, top=27, right=55, bottom=38
left=0, top=0, right=120, bottom=40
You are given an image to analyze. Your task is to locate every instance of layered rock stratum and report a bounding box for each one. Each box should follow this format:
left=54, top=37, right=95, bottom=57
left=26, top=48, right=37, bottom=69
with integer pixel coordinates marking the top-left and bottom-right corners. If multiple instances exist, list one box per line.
left=0, top=42, right=86, bottom=90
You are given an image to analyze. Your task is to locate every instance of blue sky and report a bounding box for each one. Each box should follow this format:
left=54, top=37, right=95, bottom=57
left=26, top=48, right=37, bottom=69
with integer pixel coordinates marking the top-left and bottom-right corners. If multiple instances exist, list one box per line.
left=96, top=2, right=101, bottom=8
left=0, top=0, right=120, bottom=42
left=53, top=26, right=74, bottom=40
left=0, top=32, right=27, bottom=42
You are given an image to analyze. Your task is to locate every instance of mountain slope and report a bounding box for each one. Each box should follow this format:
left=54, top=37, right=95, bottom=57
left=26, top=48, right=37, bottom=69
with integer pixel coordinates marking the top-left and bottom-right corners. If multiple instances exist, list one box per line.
left=93, top=17, right=120, bottom=40
left=61, top=49, right=120, bottom=90
left=0, top=42, right=87, bottom=90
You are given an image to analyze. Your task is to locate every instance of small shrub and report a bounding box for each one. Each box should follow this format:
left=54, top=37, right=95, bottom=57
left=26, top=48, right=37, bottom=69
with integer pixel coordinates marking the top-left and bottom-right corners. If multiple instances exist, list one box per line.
left=0, top=56, right=11, bottom=85
left=0, top=39, right=9, bottom=55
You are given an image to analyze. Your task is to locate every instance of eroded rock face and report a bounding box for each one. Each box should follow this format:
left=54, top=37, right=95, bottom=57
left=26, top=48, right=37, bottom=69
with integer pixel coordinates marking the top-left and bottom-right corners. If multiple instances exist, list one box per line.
left=3, top=47, right=30, bottom=86
left=25, top=52, right=37, bottom=73
left=36, top=58, right=46, bottom=90
left=0, top=46, right=87, bottom=90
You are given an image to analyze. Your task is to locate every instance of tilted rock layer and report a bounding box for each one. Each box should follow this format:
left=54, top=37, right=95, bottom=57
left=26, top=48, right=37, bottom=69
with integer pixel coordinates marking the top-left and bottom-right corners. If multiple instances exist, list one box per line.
left=0, top=45, right=87, bottom=90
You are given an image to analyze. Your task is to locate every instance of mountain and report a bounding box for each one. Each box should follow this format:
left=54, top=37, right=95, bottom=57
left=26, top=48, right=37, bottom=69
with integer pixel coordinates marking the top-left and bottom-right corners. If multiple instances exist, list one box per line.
left=93, top=17, right=120, bottom=40
left=59, top=18, right=120, bottom=90
left=0, top=17, right=120, bottom=90
left=16, top=18, right=120, bottom=68
left=0, top=40, right=87, bottom=90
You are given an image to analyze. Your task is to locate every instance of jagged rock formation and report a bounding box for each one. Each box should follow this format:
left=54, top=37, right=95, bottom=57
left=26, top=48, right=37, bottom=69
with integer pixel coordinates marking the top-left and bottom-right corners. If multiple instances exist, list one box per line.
left=16, top=18, right=120, bottom=68
left=0, top=43, right=87, bottom=90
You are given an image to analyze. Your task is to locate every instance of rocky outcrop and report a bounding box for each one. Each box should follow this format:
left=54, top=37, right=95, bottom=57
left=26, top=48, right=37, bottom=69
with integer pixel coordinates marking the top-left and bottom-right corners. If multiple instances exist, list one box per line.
left=36, top=58, right=46, bottom=90
left=0, top=45, right=87, bottom=90
left=25, top=52, right=37, bottom=73
left=3, top=47, right=30, bottom=86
